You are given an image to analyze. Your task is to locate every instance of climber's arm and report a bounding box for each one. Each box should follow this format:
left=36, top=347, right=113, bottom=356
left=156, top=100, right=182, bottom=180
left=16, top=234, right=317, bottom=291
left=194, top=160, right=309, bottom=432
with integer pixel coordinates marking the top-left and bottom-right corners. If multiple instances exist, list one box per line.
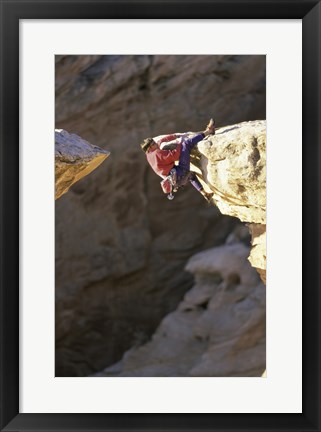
left=158, top=146, right=181, bottom=163
left=156, top=134, right=178, bottom=146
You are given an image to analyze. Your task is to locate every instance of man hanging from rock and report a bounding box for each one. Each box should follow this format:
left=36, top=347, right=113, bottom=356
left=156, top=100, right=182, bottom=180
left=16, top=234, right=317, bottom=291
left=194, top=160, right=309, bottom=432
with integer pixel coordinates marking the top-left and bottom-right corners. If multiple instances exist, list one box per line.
left=140, top=119, right=215, bottom=201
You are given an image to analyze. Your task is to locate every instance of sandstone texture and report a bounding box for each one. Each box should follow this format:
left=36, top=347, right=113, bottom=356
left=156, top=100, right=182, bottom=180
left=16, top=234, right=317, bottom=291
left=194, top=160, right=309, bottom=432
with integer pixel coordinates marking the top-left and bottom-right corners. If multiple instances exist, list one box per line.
left=55, top=129, right=110, bottom=199
left=55, top=55, right=266, bottom=376
left=191, top=120, right=267, bottom=282
left=96, top=241, right=265, bottom=377
left=195, top=121, right=266, bottom=224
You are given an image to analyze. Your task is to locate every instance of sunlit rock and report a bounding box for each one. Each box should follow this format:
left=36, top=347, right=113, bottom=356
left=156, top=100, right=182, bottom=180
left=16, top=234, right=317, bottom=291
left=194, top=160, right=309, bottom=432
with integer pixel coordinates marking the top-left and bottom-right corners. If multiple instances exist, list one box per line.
left=191, top=120, right=266, bottom=281
left=55, top=129, right=110, bottom=199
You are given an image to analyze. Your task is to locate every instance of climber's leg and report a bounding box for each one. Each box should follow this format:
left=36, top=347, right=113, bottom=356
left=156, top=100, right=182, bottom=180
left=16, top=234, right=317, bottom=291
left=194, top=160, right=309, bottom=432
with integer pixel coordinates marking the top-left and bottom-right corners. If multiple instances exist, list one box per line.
left=177, top=133, right=204, bottom=173
left=188, top=173, right=214, bottom=202
left=200, top=190, right=214, bottom=203
left=179, top=133, right=204, bottom=169
left=189, top=172, right=203, bottom=192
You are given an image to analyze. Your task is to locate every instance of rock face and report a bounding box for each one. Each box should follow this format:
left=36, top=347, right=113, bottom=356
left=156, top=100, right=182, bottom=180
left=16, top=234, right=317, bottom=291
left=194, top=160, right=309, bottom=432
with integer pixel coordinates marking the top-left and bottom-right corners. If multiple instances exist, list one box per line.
left=96, top=242, right=265, bottom=377
left=195, top=121, right=266, bottom=224
left=191, top=120, right=266, bottom=281
left=55, top=129, right=110, bottom=199
left=55, top=55, right=266, bottom=377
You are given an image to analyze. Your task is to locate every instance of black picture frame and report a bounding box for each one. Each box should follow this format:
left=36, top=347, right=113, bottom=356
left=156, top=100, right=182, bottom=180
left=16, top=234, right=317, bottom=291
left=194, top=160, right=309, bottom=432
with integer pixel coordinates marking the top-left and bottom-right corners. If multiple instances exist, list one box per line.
left=1, top=1, right=320, bottom=431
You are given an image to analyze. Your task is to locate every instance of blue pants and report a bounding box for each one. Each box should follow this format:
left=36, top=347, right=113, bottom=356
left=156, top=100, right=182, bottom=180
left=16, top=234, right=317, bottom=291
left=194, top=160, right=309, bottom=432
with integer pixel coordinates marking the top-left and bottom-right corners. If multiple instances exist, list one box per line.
left=174, top=133, right=204, bottom=192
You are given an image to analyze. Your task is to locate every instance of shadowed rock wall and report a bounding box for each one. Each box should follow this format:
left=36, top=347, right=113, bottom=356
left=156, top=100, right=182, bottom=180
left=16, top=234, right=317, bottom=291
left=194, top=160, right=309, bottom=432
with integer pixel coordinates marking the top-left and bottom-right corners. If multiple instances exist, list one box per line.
left=96, top=241, right=265, bottom=377
left=55, top=55, right=266, bottom=376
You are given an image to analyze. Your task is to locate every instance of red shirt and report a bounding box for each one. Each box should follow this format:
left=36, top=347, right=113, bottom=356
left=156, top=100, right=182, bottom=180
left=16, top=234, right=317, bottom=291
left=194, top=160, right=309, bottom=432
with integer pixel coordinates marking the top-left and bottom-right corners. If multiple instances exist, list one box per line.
left=146, top=134, right=182, bottom=178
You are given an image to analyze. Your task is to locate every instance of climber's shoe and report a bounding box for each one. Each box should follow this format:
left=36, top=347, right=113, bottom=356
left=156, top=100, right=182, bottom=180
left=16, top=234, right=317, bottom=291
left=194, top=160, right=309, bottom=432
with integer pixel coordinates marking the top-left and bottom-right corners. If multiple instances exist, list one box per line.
left=204, top=118, right=215, bottom=136
left=200, top=190, right=214, bottom=203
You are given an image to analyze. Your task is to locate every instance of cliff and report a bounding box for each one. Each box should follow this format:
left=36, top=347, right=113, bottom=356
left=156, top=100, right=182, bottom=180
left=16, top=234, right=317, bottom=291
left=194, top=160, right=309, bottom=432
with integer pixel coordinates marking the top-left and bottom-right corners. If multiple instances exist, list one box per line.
left=156, top=120, right=266, bottom=282
left=55, top=54, right=266, bottom=377
left=192, top=120, right=266, bottom=282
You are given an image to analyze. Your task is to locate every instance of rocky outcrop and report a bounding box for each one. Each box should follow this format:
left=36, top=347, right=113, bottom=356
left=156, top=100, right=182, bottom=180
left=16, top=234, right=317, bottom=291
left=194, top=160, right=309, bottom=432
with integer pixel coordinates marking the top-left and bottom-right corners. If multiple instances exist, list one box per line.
left=154, top=121, right=267, bottom=281
left=55, top=55, right=266, bottom=376
left=195, top=121, right=266, bottom=223
left=191, top=120, right=266, bottom=281
left=55, top=129, right=110, bottom=199
left=96, top=241, right=265, bottom=377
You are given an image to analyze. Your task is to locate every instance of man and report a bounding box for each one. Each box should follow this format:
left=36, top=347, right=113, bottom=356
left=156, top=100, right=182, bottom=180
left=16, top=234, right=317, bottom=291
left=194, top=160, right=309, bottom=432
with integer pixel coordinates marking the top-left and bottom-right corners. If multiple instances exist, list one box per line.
left=140, top=119, right=215, bottom=202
